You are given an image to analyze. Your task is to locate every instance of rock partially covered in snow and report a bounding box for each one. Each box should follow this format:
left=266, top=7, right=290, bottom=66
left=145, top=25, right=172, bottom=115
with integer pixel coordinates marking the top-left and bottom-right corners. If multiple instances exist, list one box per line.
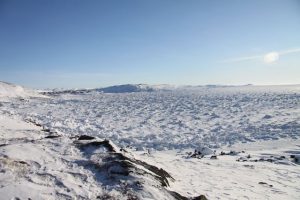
left=195, top=147, right=215, bottom=156
left=75, top=138, right=207, bottom=199
left=290, top=154, right=300, bottom=164
left=186, top=147, right=215, bottom=159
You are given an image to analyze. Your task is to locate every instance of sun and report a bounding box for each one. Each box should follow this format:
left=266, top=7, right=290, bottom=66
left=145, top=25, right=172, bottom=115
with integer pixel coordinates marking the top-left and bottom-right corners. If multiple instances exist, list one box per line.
left=263, top=52, right=279, bottom=64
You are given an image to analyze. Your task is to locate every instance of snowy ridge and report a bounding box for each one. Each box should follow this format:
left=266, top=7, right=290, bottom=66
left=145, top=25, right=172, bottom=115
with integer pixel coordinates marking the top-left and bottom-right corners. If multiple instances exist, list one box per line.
left=0, top=81, right=44, bottom=100
left=45, top=83, right=300, bottom=96
left=46, top=84, right=175, bottom=95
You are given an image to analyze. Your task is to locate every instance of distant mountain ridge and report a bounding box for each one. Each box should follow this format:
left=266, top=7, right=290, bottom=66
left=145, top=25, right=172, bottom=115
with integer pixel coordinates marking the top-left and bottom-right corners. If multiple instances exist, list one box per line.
left=45, top=83, right=300, bottom=95
left=47, top=84, right=177, bottom=95
left=2, top=81, right=299, bottom=97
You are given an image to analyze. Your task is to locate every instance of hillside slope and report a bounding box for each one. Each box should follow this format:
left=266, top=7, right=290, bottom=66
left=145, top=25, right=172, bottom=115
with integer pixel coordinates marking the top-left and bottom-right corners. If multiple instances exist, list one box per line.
left=0, top=81, right=43, bottom=99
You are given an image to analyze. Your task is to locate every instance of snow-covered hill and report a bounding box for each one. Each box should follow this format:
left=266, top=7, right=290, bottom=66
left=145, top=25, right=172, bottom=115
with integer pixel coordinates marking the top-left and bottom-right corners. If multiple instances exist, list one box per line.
left=46, top=84, right=175, bottom=95
left=95, top=84, right=154, bottom=93
left=0, top=81, right=43, bottom=99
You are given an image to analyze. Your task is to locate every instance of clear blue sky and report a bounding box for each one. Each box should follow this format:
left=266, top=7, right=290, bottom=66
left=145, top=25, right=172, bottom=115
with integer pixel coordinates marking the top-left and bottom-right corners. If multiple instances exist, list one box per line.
left=0, top=0, right=299, bottom=88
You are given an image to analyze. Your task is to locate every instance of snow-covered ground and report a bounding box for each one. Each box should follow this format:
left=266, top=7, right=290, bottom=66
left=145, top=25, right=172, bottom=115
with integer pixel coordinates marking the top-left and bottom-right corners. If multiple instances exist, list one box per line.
left=0, top=83, right=299, bottom=199
left=141, top=139, right=300, bottom=199
left=4, top=84, right=299, bottom=149
left=0, top=115, right=190, bottom=200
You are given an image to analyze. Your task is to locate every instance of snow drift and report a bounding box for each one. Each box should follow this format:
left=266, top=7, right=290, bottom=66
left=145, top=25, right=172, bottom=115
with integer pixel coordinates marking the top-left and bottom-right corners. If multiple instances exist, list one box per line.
left=0, top=81, right=43, bottom=99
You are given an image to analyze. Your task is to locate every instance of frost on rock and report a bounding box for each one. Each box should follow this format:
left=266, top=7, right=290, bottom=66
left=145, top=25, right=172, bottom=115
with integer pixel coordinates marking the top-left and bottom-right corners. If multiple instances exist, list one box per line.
left=75, top=137, right=206, bottom=200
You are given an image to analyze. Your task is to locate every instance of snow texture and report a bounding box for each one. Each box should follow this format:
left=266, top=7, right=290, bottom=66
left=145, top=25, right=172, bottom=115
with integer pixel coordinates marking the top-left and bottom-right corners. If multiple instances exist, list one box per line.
left=0, top=82, right=300, bottom=199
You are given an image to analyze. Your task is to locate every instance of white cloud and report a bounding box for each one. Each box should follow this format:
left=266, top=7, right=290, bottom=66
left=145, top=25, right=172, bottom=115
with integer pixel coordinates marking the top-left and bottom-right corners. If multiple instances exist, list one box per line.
left=279, top=48, right=300, bottom=55
left=220, top=47, right=300, bottom=64
left=220, top=55, right=262, bottom=63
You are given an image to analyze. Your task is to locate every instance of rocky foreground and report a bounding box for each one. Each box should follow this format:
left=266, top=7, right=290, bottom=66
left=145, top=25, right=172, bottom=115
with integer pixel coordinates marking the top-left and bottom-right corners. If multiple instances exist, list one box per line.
left=0, top=115, right=207, bottom=200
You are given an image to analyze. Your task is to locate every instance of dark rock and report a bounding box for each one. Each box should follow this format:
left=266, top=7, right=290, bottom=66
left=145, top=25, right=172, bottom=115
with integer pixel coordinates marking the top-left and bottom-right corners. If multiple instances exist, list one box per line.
left=188, top=150, right=204, bottom=159
left=77, top=140, right=116, bottom=152
left=243, top=164, right=254, bottom=169
left=96, top=194, right=115, bottom=200
left=258, top=181, right=267, bottom=185
left=168, top=191, right=189, bottom=200
left=210, top=155, right=217, bottom=159
left=44, top=135, right=61, bottom=139
left=236, top=157, right=247, bottom=162
left=258, top=182, right=273, bottom=187
left=192, top=195, right=208, bottom=200
left=131, top=158, right=173, bottom=187
left=168, top=191, right=208, bottom=200
left=17, top=161, right=28, bottom=165
left=120, top=148, right=128, bottom=153
left=42, top=128, right=51, bottom=132
left=78, top=135, right=95, bottom=140
left=262, top=115, right=272, bottom=119
left=220, top=150, right=240, bottom=156
left=229, top=151, right=239, bottom=155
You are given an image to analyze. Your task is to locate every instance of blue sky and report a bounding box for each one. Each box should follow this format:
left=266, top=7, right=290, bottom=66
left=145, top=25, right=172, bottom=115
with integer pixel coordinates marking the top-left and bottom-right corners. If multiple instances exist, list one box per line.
left=0, top=0, right=299, bottom=88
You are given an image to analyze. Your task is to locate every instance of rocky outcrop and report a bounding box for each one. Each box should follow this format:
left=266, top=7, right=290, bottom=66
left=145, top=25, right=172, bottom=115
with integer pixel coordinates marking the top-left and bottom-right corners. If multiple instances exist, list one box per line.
left=74, top=137, right=207, bottom=200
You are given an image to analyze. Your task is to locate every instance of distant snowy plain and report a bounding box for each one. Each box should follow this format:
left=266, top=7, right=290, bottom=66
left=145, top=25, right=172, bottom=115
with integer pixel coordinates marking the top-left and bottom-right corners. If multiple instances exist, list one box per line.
left=3, top=85, right=299, bottom=150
